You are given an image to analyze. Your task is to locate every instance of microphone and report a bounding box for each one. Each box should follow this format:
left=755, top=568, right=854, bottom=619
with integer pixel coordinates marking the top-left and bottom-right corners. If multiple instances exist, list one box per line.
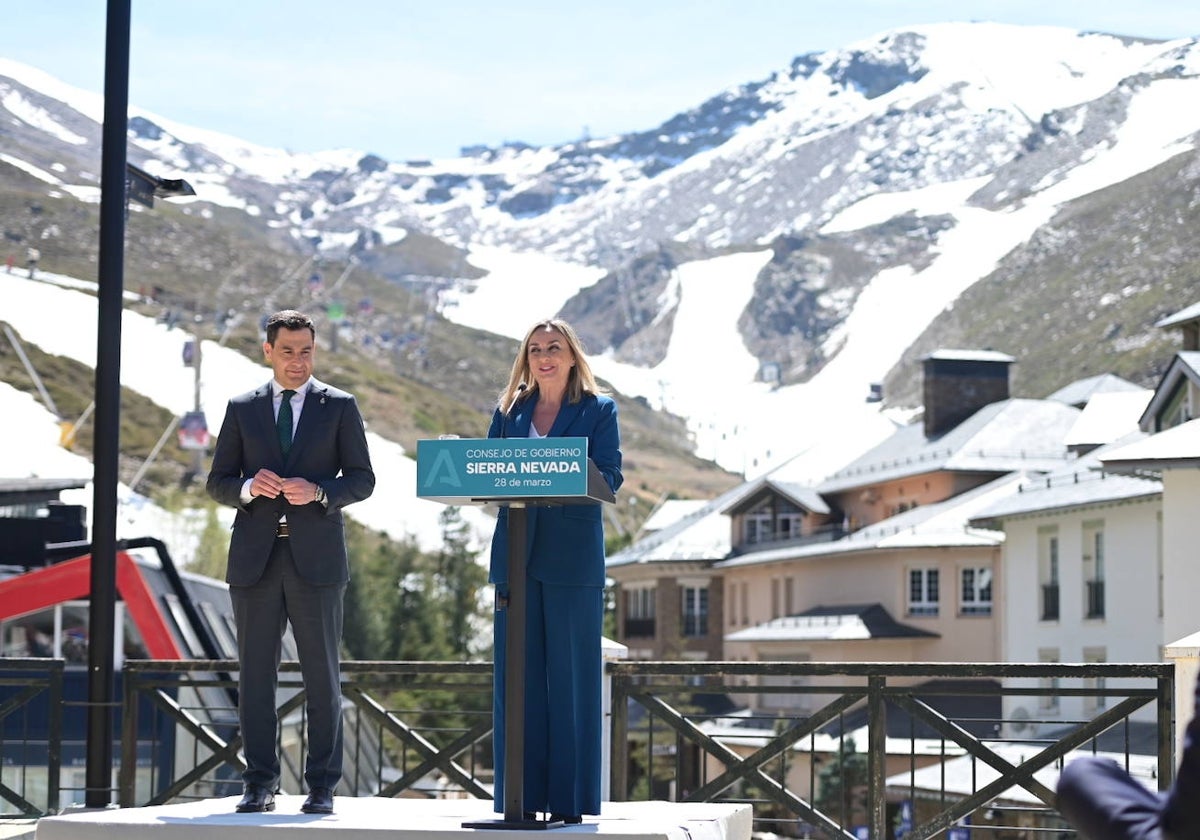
left=500, top=384, right=527, bottom=439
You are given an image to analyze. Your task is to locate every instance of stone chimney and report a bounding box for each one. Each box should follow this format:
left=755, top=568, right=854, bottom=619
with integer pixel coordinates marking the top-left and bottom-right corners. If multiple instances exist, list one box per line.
left=922, top=350, right=1015, bottom=438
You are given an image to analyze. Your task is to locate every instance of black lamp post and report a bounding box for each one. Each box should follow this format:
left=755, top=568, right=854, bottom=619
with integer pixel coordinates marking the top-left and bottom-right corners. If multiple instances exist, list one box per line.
left=89, top=0, right=195, bottom=807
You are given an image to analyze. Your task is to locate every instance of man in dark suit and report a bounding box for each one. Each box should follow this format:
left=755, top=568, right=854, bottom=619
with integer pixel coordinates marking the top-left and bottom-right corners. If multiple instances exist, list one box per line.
left=207, top=309, right=375, bottom=815
left=1057, top=668, right=1200, bottom=839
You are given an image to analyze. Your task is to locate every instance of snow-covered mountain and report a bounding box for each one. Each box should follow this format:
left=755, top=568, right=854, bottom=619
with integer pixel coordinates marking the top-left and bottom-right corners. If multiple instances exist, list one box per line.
left=9, top=24, right=1197, bottom=260
left=3, top=21, right=1200, bottom=482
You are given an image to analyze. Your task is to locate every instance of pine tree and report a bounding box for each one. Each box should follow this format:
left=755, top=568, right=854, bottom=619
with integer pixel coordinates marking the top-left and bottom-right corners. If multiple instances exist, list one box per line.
left=816, top=736, right=869, bottom=827
left=435, top=507, right=487, bottom=658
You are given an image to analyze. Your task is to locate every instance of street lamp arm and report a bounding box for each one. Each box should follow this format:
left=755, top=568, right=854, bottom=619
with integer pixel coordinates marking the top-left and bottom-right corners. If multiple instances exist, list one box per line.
left=125, top=162, right=196, bottom=207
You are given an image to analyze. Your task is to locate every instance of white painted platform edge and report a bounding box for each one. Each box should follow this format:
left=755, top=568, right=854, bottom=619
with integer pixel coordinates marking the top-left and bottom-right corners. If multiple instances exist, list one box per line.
left=35, top=798, right=752, bottom=840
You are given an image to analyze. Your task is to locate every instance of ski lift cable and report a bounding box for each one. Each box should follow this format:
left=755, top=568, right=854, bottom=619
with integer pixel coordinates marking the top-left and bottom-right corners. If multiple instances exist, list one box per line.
left=2, top=323, right=59, bottom=417
left=602, top=503, right=627, bottom=538
left=128, top=415, right=182, bottom=494
left=328, top=256, right=357, bottom=295
left=210, top=262, right=247, bottom=308
left=66, top=400, right=97, bottom=444
left=266, top=255, right=316, bottom=303
left=284, top=255, right=315, bottom=283
left=630, top=490, right=671, bottom=543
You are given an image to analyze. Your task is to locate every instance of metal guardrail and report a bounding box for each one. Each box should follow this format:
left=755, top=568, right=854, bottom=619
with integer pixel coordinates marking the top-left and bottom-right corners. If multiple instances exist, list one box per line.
left=0, top=659, right=63, bottom=818
left=609, top=661, right=1173, bottom=839
left=0, top=657, right=1173, bottom=838
left=117, top=659, right=493, bottom=807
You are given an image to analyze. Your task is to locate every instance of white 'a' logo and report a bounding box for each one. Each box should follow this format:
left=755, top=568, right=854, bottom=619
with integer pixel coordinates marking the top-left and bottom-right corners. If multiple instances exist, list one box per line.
left=422, top=449, right=461, bottom=488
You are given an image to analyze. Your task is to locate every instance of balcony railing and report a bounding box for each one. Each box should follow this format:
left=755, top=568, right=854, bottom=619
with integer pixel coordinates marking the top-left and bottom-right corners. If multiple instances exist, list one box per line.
left=1042, top=583, right=1060, bottom=621
left=623, top=618, right=656, bottom=638
left=1086, top=580, right=1106, bottom=619
left=0, top=657, right=1174, bottom=839
left=730, top=524, right=848, bottom=556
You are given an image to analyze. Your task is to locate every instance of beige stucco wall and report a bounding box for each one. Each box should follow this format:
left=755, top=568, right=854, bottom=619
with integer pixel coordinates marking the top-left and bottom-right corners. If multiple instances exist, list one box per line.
left=827, top=471, right=991, bottom=530
left=610, top=561, right=724, bottom=660
left=721, top=544, right=1002, bottom=664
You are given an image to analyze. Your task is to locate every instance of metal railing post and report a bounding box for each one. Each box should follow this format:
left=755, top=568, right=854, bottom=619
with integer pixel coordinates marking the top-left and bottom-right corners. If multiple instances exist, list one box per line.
left=868, top=675, right=887, bottom=839
left=118, top=665, right=139, bottom=806
left=610, top=667, right=630, bottom=800
left=601, top=637, right=628, bottom=802
left=46, top=661, right=64, bottom=815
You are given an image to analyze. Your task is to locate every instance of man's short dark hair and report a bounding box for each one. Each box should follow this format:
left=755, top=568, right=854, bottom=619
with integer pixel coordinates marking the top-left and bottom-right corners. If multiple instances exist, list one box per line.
left=265, top=309, right=315, bottom=345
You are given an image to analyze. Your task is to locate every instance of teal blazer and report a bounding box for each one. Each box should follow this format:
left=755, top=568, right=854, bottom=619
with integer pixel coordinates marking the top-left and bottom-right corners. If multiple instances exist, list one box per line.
left=487, top=392, right=622, bottom=587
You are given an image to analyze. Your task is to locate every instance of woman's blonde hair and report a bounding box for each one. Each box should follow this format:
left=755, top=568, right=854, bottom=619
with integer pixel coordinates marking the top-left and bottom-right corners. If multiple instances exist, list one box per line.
left=497, top=318, right=605, bottom=412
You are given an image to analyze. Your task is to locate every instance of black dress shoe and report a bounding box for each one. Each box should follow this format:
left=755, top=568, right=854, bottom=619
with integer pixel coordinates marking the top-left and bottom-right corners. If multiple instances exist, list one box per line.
left=301, top=787, right=335, bottom=814
left=235, top=784, right=276, bottom=813
left=550, top=814, right=583, bottom=824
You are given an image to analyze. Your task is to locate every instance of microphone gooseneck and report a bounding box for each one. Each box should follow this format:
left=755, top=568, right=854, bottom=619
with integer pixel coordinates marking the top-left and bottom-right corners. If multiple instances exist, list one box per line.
left=500, top=383, right=528, bottom=439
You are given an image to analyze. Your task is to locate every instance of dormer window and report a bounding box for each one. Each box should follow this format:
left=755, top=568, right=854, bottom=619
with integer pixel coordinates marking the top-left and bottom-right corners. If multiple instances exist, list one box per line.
left=743, top=498, right=803, bottom=546
left=1159, top=381, right=1190, bottom=431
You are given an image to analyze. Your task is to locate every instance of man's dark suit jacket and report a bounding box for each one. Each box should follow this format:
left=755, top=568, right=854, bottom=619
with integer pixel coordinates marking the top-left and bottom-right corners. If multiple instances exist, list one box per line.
left=206, top=377, right=375, bottom=585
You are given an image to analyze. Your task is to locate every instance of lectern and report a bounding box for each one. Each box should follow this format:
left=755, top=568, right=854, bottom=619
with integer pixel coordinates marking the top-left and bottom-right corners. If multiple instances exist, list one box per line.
left=416, top=436, right=616, bottom=830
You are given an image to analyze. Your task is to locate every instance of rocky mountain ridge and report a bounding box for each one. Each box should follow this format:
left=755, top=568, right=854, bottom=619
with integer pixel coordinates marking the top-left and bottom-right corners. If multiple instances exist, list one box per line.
left=3, top=22, right=1200, bottom=474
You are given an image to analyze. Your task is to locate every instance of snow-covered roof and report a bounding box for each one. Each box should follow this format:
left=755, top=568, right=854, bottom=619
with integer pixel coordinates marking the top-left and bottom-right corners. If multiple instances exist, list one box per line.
left=970, top=437, right=1160, bottom=523
left=1063, top=389, right=1152, bottom=448
left=1102, top=417, right=1200, bottom=473
left=725, top=603, right=936, bottom=642
left=699, top=719, right=970, bottom=760
left=717, top=474, right=1017, bottom=570
left=610, top=388, right=1148, bottom=569
left=719, top=477, right=830, bottom=517
left=1155, top=301, right=1200, bottom=329
left=607, top=491, right=737, bottom=568
left=0, top=476, right=89, bottom=496
left=638, top=499, right=710, bottom=533
left=817, top=399, right=1079, bottom=494
left=608, top=447, right=846, bottom=568
left=887, top=746, right=1158, bottom=805
left=1047, top=373, right=1148, bottom=408
left=923, top=349, right=1016, bottom=364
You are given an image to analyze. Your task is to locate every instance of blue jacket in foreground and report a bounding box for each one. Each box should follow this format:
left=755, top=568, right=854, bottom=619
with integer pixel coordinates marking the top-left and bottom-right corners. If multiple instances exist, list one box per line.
left=487, top=392, right=623, bottom=587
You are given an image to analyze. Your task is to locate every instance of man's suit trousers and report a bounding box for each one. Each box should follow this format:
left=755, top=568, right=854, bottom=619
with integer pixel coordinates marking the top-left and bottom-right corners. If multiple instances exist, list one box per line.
left=230, top=536, right=346, bottom=791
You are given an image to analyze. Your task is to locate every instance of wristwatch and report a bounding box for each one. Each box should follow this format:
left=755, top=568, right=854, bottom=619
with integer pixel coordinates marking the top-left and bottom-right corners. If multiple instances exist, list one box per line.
left=314, top=484, right=327, bottom=505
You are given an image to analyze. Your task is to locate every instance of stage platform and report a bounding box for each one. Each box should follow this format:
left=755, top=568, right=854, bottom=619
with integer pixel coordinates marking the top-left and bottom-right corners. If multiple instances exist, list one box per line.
left=35, top=798, right=752, bottom=840
left=0, top=820, right=35, bottom=840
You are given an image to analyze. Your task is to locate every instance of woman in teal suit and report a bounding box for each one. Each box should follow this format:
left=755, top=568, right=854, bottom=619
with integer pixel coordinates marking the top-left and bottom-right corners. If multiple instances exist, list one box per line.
left=488, top=318, right=623, bottom=824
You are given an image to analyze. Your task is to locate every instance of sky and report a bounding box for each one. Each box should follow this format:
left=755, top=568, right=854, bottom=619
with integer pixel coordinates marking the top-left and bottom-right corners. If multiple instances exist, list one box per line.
left=4, top=1, right=1200, bottom=162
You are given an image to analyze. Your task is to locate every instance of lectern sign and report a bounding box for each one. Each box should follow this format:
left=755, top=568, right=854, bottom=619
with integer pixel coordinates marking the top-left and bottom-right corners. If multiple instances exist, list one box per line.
left=416, top=436, right=590, bottom=503
left=416, top=434, right=613, bottom=829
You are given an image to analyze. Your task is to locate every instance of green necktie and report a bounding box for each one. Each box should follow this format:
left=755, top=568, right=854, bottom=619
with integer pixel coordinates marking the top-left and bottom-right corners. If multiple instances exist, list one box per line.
left=277, top=389, right=296, bottom=456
